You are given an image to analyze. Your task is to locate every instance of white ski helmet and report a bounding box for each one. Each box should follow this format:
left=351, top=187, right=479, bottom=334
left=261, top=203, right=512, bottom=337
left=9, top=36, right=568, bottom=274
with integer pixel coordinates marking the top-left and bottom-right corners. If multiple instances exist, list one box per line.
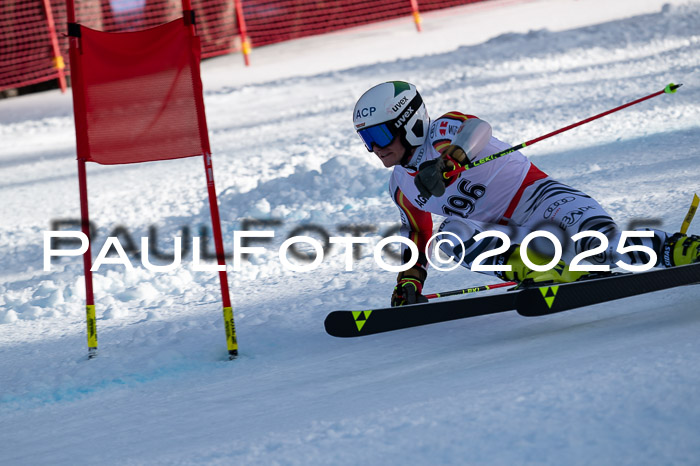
left=353, top=81, right=429, bottom=154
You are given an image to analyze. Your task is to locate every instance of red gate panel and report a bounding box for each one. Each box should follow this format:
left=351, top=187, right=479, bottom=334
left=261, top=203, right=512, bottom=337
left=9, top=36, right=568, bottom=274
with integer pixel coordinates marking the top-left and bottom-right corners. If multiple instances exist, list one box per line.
left=71, top=18, right=210, bottom=164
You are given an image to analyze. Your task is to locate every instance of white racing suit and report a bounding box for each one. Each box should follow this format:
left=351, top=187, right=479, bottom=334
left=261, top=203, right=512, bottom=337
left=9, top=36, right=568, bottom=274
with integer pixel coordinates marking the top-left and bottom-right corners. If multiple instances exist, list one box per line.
left=390, top=111, right=667, bottom=278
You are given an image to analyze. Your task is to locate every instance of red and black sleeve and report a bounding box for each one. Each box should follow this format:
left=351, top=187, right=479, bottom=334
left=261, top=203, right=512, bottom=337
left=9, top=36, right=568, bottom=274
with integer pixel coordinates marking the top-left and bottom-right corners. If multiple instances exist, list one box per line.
left=393, top=185, right=433, bottom=269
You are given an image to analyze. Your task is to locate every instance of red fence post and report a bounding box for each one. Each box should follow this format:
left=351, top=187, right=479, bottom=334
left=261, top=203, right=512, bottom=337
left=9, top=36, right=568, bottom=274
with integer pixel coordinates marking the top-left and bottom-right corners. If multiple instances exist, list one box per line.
left=42, top=0, right=67, bottom=92
left=410, top=0, right=423, bottom=32
left=234, top=0, right=251, bottom=66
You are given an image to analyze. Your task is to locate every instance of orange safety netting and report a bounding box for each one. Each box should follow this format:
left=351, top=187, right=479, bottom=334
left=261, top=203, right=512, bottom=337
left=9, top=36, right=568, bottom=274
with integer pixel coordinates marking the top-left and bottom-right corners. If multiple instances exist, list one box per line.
left=241, top=0, right=482, bottom=47
left=0, top=0, right=66, bottom=92
left=1, top=0, right=490, bottom=93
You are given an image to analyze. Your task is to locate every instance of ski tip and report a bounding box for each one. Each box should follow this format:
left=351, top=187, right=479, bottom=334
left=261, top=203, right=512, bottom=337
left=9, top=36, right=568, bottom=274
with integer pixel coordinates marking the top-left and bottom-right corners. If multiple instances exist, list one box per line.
left=665, top=83, right=682, bottom=94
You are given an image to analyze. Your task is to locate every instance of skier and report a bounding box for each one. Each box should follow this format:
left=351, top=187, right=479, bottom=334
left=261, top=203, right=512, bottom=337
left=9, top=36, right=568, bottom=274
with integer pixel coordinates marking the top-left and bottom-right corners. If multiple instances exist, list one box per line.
left=352, top=81, right=700, bottom=306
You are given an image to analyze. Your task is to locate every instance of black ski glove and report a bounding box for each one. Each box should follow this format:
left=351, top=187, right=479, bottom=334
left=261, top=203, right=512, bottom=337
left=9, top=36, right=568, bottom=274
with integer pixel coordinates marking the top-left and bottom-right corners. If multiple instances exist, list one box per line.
left=414, top=156, right=455, bottom=199
left=391, top=267, right=429, bottom=307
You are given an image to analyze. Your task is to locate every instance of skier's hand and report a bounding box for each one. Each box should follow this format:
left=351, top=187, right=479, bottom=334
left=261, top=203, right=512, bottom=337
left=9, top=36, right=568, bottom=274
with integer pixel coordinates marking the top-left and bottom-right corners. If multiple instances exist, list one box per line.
left=415, top=156, right=456, bottom=199
left=442, top=144, right=469, bottom=165
left=391, top=267, right=428, bottom=307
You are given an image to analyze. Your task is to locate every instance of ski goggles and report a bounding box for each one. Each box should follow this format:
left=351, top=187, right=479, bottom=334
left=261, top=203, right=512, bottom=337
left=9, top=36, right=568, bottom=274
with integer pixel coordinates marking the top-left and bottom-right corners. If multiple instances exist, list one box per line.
left=357, top=123, right=398, bottom=152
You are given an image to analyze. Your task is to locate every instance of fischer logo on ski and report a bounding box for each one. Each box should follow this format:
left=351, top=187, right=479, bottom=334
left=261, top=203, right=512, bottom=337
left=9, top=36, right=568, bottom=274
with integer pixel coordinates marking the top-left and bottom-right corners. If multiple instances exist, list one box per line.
left=352, top=310, right=373, bottom=331
left=539, top=286, right=559, bottom=309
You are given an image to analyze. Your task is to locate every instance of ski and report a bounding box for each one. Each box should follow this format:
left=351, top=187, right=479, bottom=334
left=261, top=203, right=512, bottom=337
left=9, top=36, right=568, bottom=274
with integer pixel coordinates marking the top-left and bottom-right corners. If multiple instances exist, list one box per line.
left=324, top=290, right=518, bottom=338
left=324, top=263, right=700, bottom=338
left=516, top=261, right=700, bottom=316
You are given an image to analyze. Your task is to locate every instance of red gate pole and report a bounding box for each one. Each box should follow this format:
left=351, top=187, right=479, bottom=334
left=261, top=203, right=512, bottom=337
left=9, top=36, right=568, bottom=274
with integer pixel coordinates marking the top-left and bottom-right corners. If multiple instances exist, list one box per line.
left=42, top=0, right=67, bottom=92
left=234, top=0, right=251, bottom=66
left=182, top=0, right=238, bottom=359
left=203, top=152, right=238, bottom=358
left=77, top=159, right=98, bottom=358
left=66, top=0, right=98, bottom=358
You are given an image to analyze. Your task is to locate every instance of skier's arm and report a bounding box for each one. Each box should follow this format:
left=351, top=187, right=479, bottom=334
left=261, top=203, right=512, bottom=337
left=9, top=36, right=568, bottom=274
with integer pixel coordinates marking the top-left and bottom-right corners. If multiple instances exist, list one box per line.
left=390, top=186, right=432, bottom=306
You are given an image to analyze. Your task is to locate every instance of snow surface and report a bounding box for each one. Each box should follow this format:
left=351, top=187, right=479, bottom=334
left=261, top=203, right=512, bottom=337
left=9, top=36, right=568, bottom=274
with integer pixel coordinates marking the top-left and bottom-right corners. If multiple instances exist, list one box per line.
left=1, top=0, right=700, bottom=463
